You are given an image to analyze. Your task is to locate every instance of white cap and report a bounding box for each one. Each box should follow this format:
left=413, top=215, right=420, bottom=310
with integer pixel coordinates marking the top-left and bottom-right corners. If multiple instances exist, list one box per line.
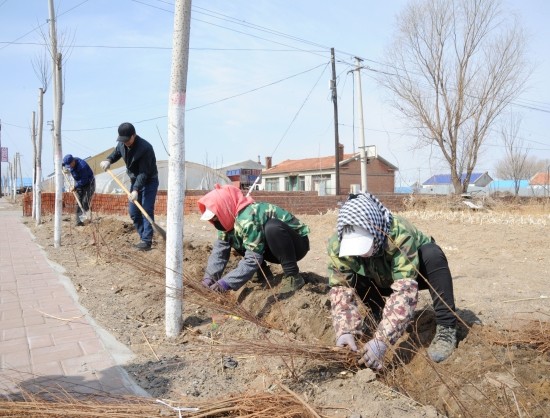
left=339, top=226, right=374, bottom=257
left=200, top=209, right=216, bottom=221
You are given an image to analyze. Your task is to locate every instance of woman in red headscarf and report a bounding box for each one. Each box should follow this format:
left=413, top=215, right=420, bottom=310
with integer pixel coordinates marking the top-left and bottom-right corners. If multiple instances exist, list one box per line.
left=197, top=184, right=310, bottom=295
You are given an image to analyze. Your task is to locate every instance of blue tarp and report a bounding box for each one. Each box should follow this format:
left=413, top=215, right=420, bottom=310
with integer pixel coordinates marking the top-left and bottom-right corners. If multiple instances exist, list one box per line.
left=395, top=186, right=413, bottom=194
left=5, top=177, right=33, bottom=187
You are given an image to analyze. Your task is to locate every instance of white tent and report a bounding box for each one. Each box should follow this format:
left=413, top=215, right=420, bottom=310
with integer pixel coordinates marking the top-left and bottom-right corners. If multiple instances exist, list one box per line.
left=41, top=160, right=231, bottom=193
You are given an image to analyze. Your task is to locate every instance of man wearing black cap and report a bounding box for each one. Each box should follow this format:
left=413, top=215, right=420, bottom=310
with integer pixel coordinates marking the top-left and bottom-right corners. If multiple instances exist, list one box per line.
left=100, top=122, right=159, bottom=250
left=62, top=154, right=95, bottom=226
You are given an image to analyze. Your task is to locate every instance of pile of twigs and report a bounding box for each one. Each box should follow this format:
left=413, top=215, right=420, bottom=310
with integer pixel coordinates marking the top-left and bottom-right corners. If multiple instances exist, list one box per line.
left=97, top=235, right=273, bottom=330
left=493, top=320, right=550, bottom=354
left=207, top=337, right=359, bottom=370
left=0, top=396, right=158, bottom=417
left=0, top=388, right=325, bottom=417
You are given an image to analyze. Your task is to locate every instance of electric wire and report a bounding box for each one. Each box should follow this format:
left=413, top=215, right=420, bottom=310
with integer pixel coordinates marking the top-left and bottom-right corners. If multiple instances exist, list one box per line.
left=270, top=62, right=330, bottom=159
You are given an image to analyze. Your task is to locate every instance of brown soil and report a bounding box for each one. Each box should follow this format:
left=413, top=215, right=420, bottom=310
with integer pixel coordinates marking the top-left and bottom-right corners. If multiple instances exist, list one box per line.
left=23, top=203, right=550, bottom=418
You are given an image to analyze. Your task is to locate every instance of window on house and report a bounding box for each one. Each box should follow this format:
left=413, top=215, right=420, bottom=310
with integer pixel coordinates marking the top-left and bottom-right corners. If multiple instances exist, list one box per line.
left=312, top=174, right=332, bottom=193
left=285, top=176, right=305, bottom=191
left=265, top=178, right=279, bottom=191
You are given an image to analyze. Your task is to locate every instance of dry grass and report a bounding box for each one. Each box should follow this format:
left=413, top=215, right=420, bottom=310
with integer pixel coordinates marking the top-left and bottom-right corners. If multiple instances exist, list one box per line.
left=400, top=209, right=550, bottom=225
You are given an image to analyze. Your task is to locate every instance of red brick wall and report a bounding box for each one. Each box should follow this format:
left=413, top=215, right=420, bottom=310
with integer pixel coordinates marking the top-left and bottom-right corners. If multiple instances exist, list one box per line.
left=23, top=191, right=408, bottom=217
left=339, top=158, right=396, bottom=194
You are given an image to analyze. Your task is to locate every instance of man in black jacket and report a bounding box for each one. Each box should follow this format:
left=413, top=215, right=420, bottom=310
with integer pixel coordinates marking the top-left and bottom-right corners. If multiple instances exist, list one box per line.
left=100, top=122, right=159, bottom=250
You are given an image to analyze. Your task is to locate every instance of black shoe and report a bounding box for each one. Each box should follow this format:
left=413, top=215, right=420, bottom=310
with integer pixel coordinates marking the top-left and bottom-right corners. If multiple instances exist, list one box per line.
left=135, top=241, right=152, bottom=251
left=75, top=222, right=84, bottom=227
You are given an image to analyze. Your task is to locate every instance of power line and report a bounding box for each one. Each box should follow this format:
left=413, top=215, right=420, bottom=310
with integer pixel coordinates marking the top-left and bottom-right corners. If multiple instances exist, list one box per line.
left=0, top=40, right=328, bottom=53
left=270, top=62, right=330, bottom=158
left=61, top=62, right=328, bottom=132
left=0, top=0, right=90, bottom=51
left=6, top=0, right=549, bottom=119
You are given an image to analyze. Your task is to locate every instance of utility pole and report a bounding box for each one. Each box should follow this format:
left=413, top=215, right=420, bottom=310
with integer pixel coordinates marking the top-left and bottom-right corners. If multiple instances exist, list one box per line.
left=12, top=153, right=18, bottom=198
left=31, top=111, right=36, bottom=218
left=165, top=0, right=192, bottom=338
left=330, top=48, right=341, bottom=196
left=354, top=57, right=367, bottom=192
left=0, top=119, right=2, bottom=197
left=17, top=153, right=22, bottom=194
left=8, top=162, right=13, bottom=200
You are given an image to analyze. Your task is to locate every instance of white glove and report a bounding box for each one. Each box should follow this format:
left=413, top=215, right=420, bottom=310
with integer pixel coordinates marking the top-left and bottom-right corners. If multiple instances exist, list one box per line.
left=99, top=160, right=111, bottom=171
left=336, top=333, right=358, bottom=352
left=359, top=339, right=388, bottom=370
left=129, top=190, right=138, bottom=202
left=62, top=166, right=69, bottom=174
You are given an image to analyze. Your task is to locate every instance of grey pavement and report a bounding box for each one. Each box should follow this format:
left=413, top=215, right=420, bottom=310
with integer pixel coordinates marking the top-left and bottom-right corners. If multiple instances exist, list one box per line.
left=0, top=197, right=148, bottom=399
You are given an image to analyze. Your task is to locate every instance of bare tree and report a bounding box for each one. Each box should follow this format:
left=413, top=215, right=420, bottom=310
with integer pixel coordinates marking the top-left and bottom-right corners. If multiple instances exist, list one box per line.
left=495, top=155, right=543, bottom=194
left=31, top=50, right=50, bottom=225
left=494, top=113, right=529, bottom=195
left=46, top=0, right=76, bottom=247
left=380, top=0, right=530, bottom=194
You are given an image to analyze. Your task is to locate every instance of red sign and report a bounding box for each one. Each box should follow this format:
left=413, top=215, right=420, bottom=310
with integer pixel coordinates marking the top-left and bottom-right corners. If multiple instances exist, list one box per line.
left=0, top=147, right=7, bottom=163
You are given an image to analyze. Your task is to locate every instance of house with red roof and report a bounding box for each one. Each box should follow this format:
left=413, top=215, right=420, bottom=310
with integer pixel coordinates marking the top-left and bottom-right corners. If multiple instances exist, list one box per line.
left=529, top=171, right=550, bottom=194
left=261, top=144, right=397, bottom=195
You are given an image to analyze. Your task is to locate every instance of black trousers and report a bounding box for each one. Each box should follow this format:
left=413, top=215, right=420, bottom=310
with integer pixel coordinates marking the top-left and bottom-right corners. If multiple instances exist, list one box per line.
left=75, top=181, right=95, bottom=220
left=262, top=218, right=310, bottom=277
left=355, top=242, right=456, bottom=328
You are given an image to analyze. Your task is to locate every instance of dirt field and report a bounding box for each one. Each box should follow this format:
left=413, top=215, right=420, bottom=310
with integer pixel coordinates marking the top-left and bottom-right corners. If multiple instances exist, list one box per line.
left=22, top=197, right=550, bottom=417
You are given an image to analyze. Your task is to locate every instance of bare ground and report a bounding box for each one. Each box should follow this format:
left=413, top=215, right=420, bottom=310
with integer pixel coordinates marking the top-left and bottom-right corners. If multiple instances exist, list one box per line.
left=21, top=199, right=550, bottom=417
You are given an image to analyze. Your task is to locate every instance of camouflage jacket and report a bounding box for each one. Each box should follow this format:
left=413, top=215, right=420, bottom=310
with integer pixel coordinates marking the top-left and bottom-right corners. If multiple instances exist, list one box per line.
left=218, top=202, right=310, bottom=254
left=327, top=215, right=431, bottom=344
left=206, top=202, right=310, bottom=290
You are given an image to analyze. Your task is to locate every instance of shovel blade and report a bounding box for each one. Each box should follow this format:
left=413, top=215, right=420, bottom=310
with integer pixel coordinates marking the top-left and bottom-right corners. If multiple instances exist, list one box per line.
left=78, top=211, right=91, bottom=224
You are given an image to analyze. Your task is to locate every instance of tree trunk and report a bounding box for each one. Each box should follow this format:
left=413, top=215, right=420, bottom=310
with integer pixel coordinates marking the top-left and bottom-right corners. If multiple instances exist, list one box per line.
left=165, top=0, right=192, bottom=337
left=31, top=111, right=37, bottom=220
left=36, top=88, right=44, bottom=225
left=53, top=53, right=63, bottom=248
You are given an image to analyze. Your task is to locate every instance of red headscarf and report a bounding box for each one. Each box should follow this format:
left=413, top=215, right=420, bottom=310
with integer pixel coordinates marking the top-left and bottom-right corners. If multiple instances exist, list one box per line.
left=197, top=184, right=255, bottom=231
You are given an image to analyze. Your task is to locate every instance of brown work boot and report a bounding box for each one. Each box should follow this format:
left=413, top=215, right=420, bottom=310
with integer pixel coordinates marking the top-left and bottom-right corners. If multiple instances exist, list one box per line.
left=427, top=325, right=457, bottom=362
left=279, top=274, right=305, bottom=295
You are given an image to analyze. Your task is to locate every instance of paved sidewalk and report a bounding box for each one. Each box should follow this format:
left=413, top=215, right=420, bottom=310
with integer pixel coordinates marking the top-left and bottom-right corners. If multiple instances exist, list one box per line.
left=0, top=198, right=148, bottom=399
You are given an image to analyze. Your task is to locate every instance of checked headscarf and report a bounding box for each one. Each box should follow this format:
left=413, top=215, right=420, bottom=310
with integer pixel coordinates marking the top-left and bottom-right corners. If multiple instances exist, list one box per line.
left=336, top=192, right=393, bottom=256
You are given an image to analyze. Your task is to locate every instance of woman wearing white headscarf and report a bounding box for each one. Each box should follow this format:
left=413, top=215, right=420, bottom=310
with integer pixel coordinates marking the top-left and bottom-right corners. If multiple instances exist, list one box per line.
left=327, top=192, right=457, bottom=370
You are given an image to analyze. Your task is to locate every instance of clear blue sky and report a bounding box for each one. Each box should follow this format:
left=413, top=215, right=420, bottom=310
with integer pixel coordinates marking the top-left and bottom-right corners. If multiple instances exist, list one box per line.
left=1, top=0, right=549, bottom=187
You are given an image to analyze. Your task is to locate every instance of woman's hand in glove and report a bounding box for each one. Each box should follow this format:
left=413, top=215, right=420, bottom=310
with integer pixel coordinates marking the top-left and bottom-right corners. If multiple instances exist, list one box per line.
left=359, top=339, right=387, bottom=370
left=336, top=333, right=358, bottom=352
left=209, top=279, right=230, bottom=293
left=201, top=277, right=215, bottom=288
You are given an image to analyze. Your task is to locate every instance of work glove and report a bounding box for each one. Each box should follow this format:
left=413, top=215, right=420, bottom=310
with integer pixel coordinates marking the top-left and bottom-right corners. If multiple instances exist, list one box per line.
left=202, top=277, right=215, bottom=288
left=336, top=333, right=358, bottom=352
left=62, top=166, right=69, bottom=174
left=359, top=339, right=387, bottom=371
left=99, top=160, right=111, bottom=171
left=128, top=190, right=138, bottom=202
left=209, top=279, right=230, bottom=293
